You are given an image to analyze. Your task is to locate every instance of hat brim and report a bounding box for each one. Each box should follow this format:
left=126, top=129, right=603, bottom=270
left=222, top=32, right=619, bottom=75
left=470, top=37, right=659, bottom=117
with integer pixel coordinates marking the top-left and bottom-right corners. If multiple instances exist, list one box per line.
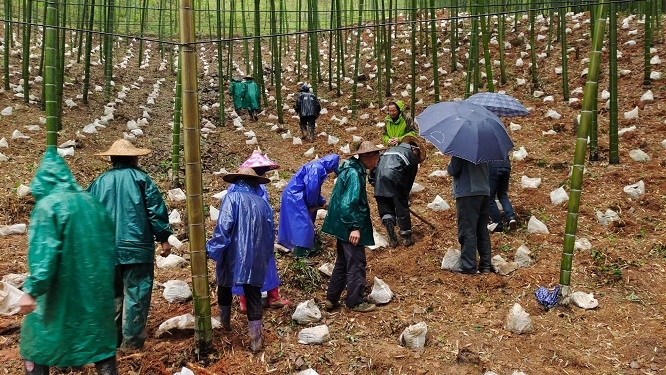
left=401, top=135, right=427, bottom=163
left=349, top=145, right=383, bottom=156
left=222, top=173, right=271, bottom=184
left=94, top=148, right=151, bottom=156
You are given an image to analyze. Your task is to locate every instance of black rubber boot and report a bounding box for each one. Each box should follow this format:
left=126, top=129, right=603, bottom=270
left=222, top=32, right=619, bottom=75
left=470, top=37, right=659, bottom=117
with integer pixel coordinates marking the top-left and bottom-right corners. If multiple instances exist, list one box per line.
left=219, top=306, right=232, bottom=332
left=383, top=219, right=398, bottom=248
left=94, top=356, right=118, bottom=375
left=400, top=230, right=415, bottom=247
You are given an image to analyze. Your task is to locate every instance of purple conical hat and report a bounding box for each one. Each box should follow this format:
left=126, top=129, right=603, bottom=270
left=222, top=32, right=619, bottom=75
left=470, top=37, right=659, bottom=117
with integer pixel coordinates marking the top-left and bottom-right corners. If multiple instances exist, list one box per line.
left=239, top=150, right=280, bottom=170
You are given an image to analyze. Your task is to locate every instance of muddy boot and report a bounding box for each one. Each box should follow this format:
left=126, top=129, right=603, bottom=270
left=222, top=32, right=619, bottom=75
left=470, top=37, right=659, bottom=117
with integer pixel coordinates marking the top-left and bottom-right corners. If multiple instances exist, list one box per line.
left=383, top=219, right=398, bottom=248
left=300, top=124, right=308, bottom=139
left=94, top=356, right=118, bottom=375
left=239, top=295, right=247, bottom=313
left=401, top=230, right=415, bottom=247
left=308, top=126, right=315, bottom=142
left=267, top=287, right=290, bottom=309
left=219, top=306, right=232, bottom=332
left=248, top=320, right=263, bottom=353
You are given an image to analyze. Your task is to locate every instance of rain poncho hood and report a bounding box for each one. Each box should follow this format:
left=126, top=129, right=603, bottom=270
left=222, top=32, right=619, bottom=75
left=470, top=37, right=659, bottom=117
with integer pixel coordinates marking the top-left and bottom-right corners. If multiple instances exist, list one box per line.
left=207, top=180, right=275, bottom=288
left=383, top=101, right=416, bottom=145
left=372, top=143, right=420, bottom=199
left=321, top=157, right=375, bottom=246
left=278, top=154, right=340, bottom=250
left=21, top=147, right=117, bottom=366
left=86, top=162, right=172, bottom=264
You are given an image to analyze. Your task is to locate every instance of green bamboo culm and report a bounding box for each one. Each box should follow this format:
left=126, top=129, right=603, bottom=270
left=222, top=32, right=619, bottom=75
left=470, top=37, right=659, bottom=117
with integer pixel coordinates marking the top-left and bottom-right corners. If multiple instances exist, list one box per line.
left=138, top=0, right=149, bottom=67
left=528, top=0, right=539, bottom=91
left=409, top=0, right=417, bottom=119
left=350, top=0, right=364, bottom=115
left=429, top=0, right=440, bottom=101
left=22, top=0, right=33, bottom=102
left=642, top=0, right=653, bottom=86
left=479, top=5, right=494, bottom=92
left=383, top=0, right=391, bottom=97
left=103, top=0, right=115, bottom=102
left=3, top=0, right=10, bottom=91
left=82, top=0, right=95, bottom=104
left=608, top=0, right=619, bottom=164
left=44, top=0, right=58, bottom=146
left=216, top=0, right=225, bottom=124
left=178, top=0, right=213, bottom=353
left=450, top=0, right=458, bottom=73
left=172, top=54, right=183, bottom=187
left=559, top=0, right=608, bottom=299
left=271, top=0, right=284, bottom=123
left=497, top=3, right=507, bottom=85
left=559, top=4, right=569, bottom=101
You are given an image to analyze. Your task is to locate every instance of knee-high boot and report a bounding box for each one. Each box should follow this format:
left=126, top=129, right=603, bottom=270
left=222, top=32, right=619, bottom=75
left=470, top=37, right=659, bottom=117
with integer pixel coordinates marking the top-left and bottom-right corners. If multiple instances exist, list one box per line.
left=248, top=319, right=263, bottom=353
left=219, top=306, right=231, bottom=331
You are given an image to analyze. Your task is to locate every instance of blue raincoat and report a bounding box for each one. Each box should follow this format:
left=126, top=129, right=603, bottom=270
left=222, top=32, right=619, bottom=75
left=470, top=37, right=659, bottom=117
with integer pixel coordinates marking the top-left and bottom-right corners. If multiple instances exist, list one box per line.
left=226, top=183, right=280, bottom=294
left=206, top=180, right=275, bottom=288
left=278, top=154, right=340, bottom=250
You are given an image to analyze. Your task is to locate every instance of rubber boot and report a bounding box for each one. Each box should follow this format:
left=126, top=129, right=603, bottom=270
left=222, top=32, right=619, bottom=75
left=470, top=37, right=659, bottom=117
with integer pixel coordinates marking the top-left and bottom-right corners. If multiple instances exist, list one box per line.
left=239, top=295, right=247, bottom=313
left=267, top=287, right=290, bottom=309
left=308, top=125, right=315, bottom=142
left=219, top=306, right=232, bottom=332
left=383, top=219, right=398, bottom=248
left=94, top=356, right=118, bottom=375
left=248, top=320, right=263, bottom=353
left=400, top=230, right=415, bottom=247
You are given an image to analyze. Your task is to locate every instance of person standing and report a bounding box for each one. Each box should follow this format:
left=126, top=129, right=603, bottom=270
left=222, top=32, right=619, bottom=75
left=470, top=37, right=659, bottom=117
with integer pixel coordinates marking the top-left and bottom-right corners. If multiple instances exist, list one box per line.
left=446, top=156, right=492, bottom=275
left=229, top=77, right=246, bottom=114
left=87, top=139, right=173, bottom=351
left=206, top=168, right=275, bottom=353
left=324, top=142, right=381, bottom=313
left=382, top=100, right=417, bottom=146
left=19, top=147, right=118, bottom=375
left=294, top=84, right=321, bottom=142
left=488, top=157, right=517, bottom=232
left=227, top=151, right=290, bottom=313
left=278, top=154, right=340, bottom=258
left=242, top=75, right=261, bottom=121
left=371, top=135, right=426, bottom=247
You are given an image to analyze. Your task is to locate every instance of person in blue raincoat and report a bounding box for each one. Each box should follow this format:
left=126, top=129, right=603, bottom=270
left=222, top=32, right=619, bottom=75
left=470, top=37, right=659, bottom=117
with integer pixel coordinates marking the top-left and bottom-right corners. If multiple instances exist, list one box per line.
left=278, top=154, right=340, bottom=257
left=87, top=139, right=173, bottom=351
left=227, top=151, right=290, bottom=312
left=19, top=147, right=118, bottom=375
left=207, top=168, right=275, bottom=353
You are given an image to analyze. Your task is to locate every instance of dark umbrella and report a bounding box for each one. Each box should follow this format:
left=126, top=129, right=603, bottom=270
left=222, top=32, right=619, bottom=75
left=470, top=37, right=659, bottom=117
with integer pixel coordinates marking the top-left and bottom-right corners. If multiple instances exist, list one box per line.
left=465, top=92, right=530, bottom=117
left=415, top=101, right=514, bottom=164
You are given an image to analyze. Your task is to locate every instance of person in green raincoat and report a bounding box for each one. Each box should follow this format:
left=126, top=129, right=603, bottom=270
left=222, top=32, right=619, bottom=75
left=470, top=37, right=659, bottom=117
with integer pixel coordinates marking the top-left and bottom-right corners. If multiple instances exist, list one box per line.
left=242, top=75, right=261, bottom=121
left=382, top=100, right=417, bottom=146
left=87, top=139, right=173, bottom=351
left=229, top=77, right=246, bottom=114
left=323, top=141, right=382, bottom=313
left=19, top=147, right=118, bottom=375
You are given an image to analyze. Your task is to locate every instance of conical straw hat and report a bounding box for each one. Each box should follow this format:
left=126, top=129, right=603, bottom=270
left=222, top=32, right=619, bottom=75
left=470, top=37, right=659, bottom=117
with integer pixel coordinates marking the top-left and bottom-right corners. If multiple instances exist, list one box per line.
left=95, top=139, right=151, bottom=156
left=239, top=150, right=280, bottom=170
left=401, top=135, right=427, bottom=163
left=349, top=141, right=383, bottom=156
left=222, top=167, right=271, bottom=184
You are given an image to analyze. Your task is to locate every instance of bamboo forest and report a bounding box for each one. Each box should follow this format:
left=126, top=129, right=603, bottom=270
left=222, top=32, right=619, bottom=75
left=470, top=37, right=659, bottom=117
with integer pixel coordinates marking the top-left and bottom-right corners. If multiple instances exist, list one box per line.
left=1, top=0, right=665, bottom=373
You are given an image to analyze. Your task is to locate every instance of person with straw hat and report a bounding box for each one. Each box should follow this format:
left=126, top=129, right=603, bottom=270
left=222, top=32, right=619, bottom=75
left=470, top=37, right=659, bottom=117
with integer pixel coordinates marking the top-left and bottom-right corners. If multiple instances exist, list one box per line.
left=206, top=168, right=275, bottom=353
left=86, top=139, right=173, bottom=351
left=227, top=150, right=290, bottom=313
left=323, top=141, right=381, bottom=313
left=371, top=135, right=426, bottom=247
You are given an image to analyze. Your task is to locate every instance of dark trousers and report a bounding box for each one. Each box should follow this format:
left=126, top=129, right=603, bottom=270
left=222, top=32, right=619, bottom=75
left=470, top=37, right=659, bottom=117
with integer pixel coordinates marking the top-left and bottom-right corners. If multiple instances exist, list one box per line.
left=455, top=195, right=492, bottom=272
left=115, top=263, right=154, bottom=350
left=326, top=239, right=367, bottom=308
left=299, top=115, right=316, bottom=140
left=375, top=195, right=412, bottom=234
left=218, top=284, right=263, bottom=321
left=489, top=166, right=515, bottom=230
left=24, top=356, right=118, bottom=375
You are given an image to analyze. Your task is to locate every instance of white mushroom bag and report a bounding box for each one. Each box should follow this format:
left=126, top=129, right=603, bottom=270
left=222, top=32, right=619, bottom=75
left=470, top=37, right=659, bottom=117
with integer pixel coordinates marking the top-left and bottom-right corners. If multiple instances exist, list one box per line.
left=399, top=322, right=428, bottom=349
left=367, top=276, right=394, bottom=305
left=0, top=281, right=23, bottom=316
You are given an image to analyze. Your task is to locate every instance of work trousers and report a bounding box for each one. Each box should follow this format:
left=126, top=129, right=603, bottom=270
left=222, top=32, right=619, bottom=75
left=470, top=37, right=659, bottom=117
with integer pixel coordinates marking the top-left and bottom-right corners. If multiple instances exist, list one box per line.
left=455, top=195, right=492, bottom=272
left=218, top=284, right=263, bottom=321
left=326, top=239, right=367, bottom=308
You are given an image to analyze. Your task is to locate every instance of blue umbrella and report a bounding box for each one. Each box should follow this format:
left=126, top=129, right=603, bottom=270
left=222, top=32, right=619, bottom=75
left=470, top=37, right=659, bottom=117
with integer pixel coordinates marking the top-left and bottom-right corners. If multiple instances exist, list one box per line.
left=465, top=92, right=530, bottom=117
left=416, top=101, right=514, bottom=164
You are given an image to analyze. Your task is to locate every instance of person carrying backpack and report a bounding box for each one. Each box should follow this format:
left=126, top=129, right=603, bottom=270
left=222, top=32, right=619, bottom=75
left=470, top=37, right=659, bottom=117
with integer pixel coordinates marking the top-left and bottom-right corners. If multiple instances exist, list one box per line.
left=295, top=84, right=321, bottom=142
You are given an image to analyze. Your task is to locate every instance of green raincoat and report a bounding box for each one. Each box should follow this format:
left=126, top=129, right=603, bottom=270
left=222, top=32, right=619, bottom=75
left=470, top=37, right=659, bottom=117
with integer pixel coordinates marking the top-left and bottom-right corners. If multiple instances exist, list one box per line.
left=229, top=78, right=245, bottom=110
left=20, top=147, right=117, bottom=366
left=321, top=157, right=375, bottom=246
left=86, top=163, right=172, bottom=264
left=242, top=78, right=261, bottom=111
left=382, top=100, right=416, bottom=145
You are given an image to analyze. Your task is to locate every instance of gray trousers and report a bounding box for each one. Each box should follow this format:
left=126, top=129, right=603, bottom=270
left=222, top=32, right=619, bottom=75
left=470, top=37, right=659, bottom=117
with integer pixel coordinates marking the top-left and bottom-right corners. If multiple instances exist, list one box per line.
left=455, top=195, right=492, bottom=272
left=326, top=239, right=367, bottom=308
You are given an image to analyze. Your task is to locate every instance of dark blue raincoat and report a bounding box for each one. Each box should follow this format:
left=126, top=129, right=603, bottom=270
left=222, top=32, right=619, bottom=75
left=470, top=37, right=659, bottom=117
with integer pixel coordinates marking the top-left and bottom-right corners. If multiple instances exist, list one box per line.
left=277, top=154, right=340, bottom=250
left=226, top=183, right=280, bottom=294
left=206, top=180, right=275, bottom=288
